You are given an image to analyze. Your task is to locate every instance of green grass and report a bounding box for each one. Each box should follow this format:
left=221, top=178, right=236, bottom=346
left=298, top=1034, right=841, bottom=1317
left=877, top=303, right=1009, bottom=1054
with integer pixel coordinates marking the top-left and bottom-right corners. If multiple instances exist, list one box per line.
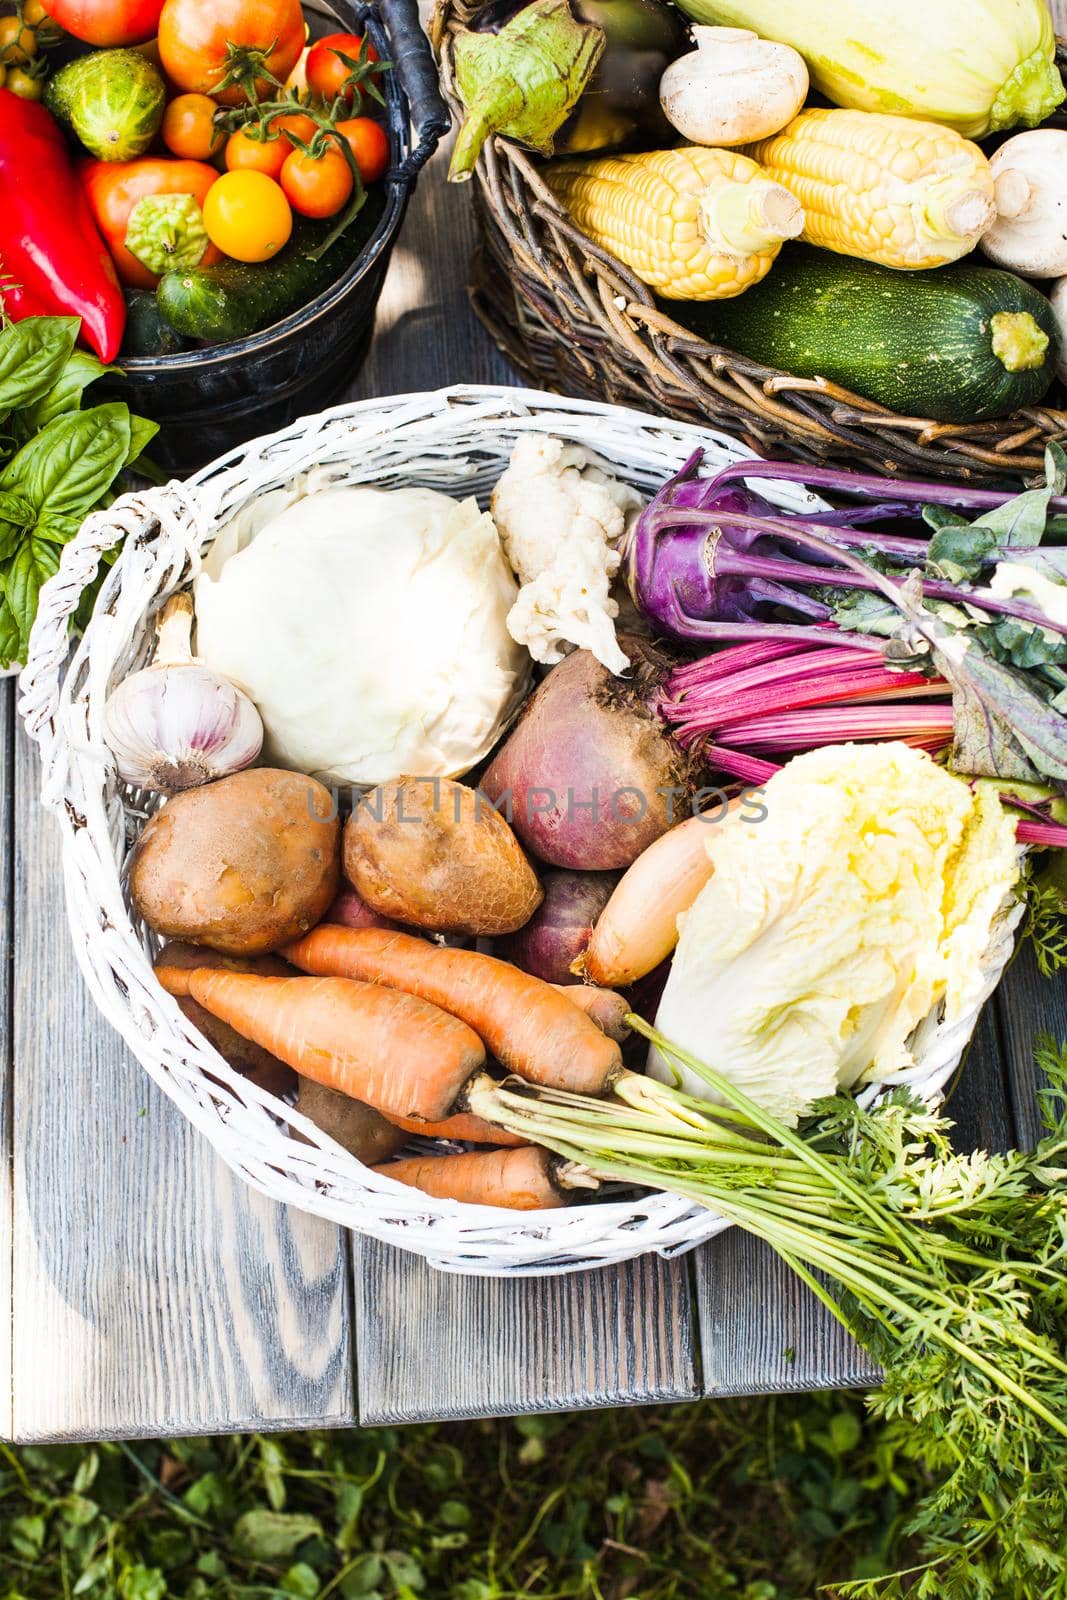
left=0, top=1396, right=925, bottom=1600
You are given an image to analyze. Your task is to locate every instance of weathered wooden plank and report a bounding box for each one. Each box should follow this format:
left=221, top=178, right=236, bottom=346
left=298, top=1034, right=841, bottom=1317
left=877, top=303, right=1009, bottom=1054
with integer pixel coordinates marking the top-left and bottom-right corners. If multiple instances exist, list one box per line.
left=351, top=159, right=514, bottom=399
left=348, top=129, right=697, bottom=1425
left=944, top=999, right=1017, bottom=1157
left=994, top=946, right=1067, bottom=1150
left=698, top=1235, right=877, bottom=1399
left=696, top=993, right=1017, bottom=1398
left=355, top=1246, right=698, bottom=1423
left=10, top=725, right=356, bottom=1443
left=0, top=681, right=15, bottom=1438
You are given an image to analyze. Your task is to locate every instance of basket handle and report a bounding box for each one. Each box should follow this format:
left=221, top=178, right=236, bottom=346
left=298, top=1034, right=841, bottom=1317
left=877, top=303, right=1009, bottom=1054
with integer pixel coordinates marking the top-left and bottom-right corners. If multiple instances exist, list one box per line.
left=379, top=0, right=451, bottom=179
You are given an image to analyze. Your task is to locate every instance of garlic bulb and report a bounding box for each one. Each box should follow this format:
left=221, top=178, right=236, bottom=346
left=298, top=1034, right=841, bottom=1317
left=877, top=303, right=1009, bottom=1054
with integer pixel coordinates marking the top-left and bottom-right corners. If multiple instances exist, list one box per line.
left=103, top=593, right=263, bottom=793
left=659, top=26, right=808, bottom=147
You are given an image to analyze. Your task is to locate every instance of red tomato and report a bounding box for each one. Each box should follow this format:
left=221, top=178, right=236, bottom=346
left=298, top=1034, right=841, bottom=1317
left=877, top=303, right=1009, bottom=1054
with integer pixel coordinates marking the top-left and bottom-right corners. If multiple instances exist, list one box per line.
left=80, top=156, right=221, bottom=288
left=279, top=145, right=353, bottom=218
left=305, top=31, right=378, bottom=104
left=40, top=0, right=164, bottom=46
left=334, top=117, right=389, bottom=183
left=157, top=0, right=304, bottom=106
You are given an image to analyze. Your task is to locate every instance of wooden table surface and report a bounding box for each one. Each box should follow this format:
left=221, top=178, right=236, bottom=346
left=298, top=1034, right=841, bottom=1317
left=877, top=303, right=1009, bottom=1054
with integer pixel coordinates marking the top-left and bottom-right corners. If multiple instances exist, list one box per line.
left=2, top=30, right=1067, bottom=1439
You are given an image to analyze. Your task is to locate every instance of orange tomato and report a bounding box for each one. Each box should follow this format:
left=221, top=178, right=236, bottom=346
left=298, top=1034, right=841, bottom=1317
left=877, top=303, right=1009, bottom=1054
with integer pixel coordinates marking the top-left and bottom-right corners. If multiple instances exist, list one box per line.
left=79, top=156, right=220, bottom=288
left=157, top=0, right=304, bottom=105
left=224, top=112, right=316, bottom=177
left=202, top=169, right=293, bottom=262
left=162, top=93, right=225, bottom=159
left=334, top=117, right=389, bottom=184
left=279, top=145, right=353, bottom=218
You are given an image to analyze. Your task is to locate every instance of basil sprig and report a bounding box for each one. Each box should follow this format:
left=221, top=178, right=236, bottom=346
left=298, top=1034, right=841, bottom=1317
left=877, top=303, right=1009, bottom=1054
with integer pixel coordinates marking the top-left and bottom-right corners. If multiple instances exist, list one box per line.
left=0, top=316, right=158, bottom=670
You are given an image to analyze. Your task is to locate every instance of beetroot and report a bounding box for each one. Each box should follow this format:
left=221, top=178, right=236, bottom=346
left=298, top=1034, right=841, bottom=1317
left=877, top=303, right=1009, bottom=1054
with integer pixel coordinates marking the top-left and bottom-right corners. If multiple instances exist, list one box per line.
left=496, top=868, right=618, bottom=983
left=325, top=886, right=400, bottom=932
left=480, top=638, right=699, bottom=870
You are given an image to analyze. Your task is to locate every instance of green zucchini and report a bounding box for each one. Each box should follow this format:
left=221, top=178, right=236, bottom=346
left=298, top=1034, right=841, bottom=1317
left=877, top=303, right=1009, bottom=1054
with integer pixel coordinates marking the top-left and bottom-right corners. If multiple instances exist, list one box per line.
left=157, top=192, right=387, bottom=344
left=667, top=247, right=1060, bottom=423
left=121, top=291, right=195, bottom=359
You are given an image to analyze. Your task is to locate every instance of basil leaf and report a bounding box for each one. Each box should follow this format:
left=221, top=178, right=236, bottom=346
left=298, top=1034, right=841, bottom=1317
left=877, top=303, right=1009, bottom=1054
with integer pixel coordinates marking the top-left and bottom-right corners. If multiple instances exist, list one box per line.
left=3, top=536, right=61, bottom=665
left=0, top=317, right=80, bottom=416
left=124, top=412, right=160, bottom=470
left=5, top=541, right=42, bottom=662
left=0, top=403, right=131, bottom=522
left=0, top=594, right=19, bottom=670
left=0, top=522, right=23, bottom=564
left=17, top=349, right=118, bottom=435
left=0, top=490, right=35, bottom=528
left=33, top=513, right=82, bottom=547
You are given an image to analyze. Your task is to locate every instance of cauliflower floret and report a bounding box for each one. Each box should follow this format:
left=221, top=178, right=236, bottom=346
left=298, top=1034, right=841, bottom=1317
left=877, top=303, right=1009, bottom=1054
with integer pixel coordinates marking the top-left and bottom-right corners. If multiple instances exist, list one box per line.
left=490, top=435, right=644, bottom=675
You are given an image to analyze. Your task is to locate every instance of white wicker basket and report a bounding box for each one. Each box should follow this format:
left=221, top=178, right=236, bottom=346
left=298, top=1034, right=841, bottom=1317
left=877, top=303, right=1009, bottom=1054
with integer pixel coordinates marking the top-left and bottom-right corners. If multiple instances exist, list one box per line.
left=18, top=386, right=1023, bottom=1276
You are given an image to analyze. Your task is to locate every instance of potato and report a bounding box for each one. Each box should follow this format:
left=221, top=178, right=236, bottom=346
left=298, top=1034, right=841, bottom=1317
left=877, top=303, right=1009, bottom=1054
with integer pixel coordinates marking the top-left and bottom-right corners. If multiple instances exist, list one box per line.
left=344, top=777, right=543, bottom=937
left=291, top=1079, right=407, bottom=1165
left=157, top=942, right=297, bottom=1099
left=131, top=768, right=340, bottom=955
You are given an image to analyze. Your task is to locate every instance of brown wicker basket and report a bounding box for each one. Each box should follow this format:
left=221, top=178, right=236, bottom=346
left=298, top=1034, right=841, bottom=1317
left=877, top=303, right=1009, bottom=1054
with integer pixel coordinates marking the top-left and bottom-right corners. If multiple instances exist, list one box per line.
left=433, top=1, right=1067, bottom=483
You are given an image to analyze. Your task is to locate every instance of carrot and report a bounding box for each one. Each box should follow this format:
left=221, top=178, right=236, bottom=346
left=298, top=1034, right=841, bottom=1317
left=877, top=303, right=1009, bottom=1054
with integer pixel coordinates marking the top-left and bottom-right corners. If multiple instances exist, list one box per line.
left=154, top=966, right=485, bottom=1122
left=284, top=926, right=622, bottom=1095
left=373, top=1146, right=568, bottom=1209
left=387, top=1111, right=527, bottom=1147
left=550, top=983, right=631, bottom=1042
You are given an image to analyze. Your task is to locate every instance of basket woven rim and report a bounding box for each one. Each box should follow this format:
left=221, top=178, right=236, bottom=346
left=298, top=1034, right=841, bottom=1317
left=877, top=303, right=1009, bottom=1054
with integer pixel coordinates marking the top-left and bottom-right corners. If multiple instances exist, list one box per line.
left=18, top=384, right=1022, bottom=1274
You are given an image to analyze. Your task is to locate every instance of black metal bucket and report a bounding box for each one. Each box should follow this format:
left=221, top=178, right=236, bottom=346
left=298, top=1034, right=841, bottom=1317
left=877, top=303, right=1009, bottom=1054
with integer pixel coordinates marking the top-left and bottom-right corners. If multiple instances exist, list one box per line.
left=104, top=0, right=449, bottom=475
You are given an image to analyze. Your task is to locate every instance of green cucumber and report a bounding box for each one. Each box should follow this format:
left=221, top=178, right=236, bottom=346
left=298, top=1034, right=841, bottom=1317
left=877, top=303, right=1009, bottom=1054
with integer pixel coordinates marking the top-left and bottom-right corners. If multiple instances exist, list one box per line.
left=120, top=291, right=195, bottom=359
left=46, top=50, right=165, bottom=161
left=667, top=247, right=1060, bottom=423
left=157, top=193, right=388, bottom=344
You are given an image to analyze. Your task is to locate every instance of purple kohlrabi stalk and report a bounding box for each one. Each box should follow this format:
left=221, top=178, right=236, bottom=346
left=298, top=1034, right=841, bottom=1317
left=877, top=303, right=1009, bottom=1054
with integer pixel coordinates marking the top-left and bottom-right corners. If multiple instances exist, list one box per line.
left=622, top=452, right=1067, bottom=645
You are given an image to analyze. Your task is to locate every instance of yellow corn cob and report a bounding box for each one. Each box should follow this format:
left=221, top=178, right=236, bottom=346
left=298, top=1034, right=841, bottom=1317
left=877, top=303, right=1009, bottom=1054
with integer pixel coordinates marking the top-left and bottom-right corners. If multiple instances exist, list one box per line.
left=543, top=147, right=804, bottom=301
left=751, top=109, right=996, bottom=270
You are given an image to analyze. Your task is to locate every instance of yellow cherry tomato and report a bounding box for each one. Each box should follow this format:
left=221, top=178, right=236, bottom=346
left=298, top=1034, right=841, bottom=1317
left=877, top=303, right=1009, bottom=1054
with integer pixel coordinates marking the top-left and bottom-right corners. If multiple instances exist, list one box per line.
left=21, top=0, right=49, bottom=22
left=202, top=169, right=293, bottom=263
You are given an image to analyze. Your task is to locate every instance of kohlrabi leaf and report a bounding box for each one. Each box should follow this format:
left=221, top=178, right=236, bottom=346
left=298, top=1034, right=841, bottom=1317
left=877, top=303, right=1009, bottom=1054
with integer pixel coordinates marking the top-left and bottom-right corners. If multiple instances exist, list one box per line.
left=927, top=522, right=998, bottom=583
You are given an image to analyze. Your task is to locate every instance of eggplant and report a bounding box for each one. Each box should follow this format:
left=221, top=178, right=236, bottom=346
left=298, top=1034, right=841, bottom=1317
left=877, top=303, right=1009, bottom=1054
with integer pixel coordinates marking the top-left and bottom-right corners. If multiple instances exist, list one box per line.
left=449, top=0, right=685, bottom=181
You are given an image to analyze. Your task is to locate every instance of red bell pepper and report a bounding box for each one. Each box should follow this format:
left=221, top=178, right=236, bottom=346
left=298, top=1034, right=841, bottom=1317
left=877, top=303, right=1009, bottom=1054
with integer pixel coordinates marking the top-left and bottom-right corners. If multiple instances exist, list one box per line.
left=0, top=89, right=126, bottom=362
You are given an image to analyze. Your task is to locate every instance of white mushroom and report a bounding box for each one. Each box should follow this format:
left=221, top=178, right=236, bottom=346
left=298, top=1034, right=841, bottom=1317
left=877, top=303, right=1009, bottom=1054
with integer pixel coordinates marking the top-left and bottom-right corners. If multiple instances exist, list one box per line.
left=1049, top=277, right=1067, bottom=383
left=658, top=26, right=808, bottom=148
left=981, top=129, right=1067, bottom=279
